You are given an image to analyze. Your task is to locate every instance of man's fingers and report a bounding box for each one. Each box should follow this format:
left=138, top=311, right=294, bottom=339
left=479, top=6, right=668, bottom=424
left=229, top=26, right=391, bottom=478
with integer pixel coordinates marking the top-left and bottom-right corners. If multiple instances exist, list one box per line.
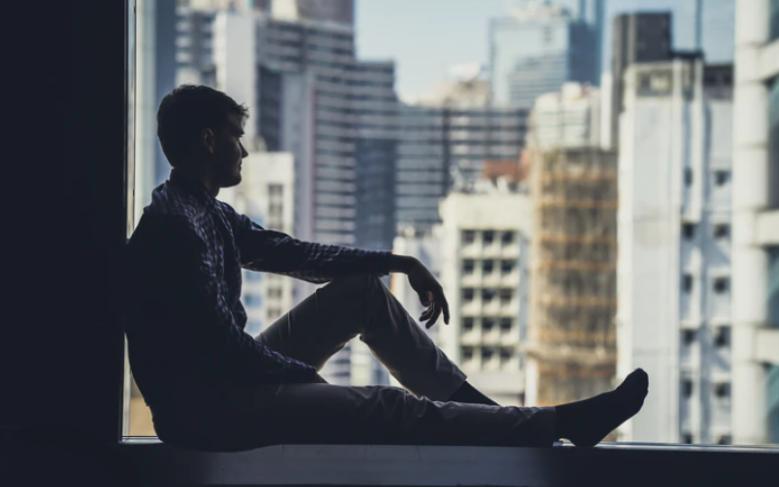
left=419, top=306, right=432, bottom=321
left=441, top=293, right=450, bottom=324
left=426, top=305, right=442, bottom=329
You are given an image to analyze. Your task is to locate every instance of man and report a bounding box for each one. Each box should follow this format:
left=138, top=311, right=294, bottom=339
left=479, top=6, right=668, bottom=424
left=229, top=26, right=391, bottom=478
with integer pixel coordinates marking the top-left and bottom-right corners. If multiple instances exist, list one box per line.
left=124, top=85, right=648, bottom=452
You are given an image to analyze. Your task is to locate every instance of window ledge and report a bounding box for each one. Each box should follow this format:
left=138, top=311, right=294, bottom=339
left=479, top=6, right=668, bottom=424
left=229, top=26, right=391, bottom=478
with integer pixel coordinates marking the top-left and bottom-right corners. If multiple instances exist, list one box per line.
left=117, top=438, right=778, bottom=486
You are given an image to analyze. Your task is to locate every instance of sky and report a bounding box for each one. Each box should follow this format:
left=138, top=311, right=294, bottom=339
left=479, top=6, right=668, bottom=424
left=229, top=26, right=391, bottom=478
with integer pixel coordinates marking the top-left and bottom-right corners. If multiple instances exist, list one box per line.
left=355, top=0, right=734, bottom=103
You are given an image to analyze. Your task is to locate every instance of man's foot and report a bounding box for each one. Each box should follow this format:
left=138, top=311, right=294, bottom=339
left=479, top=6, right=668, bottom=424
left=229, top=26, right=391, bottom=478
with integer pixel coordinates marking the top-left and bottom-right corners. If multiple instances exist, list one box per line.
left=554, top=368, right=649, bottom=447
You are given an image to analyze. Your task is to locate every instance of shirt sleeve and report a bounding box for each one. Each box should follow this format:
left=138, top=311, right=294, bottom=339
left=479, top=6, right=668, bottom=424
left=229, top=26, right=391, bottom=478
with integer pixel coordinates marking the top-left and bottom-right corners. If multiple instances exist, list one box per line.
left=137, top=214, right=318, bottom=386
left=220, top=203, right=395, bottom=284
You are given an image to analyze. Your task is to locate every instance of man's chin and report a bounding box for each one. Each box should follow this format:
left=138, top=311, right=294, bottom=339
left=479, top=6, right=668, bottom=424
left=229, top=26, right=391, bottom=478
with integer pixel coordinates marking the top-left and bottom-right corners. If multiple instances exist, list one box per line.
left=220, top=174, right=242, bottom=188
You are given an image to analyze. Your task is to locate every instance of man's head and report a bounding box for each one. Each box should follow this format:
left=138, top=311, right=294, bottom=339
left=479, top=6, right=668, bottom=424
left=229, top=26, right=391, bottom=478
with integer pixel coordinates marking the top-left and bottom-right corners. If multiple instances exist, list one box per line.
left=157, top=85, right=249, bottom=188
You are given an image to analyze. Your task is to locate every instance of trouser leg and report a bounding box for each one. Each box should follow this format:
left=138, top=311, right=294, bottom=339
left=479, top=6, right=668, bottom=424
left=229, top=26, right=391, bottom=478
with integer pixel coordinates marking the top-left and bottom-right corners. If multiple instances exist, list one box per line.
left=256, top=274, right=466, bottom=401
left=160, top=382, right=557, bottom=451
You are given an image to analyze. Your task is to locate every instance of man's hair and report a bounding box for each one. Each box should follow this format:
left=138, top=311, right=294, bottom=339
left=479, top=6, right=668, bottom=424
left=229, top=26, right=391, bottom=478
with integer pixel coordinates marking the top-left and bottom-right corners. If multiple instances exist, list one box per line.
left=156, top=85, right=249, bottom=166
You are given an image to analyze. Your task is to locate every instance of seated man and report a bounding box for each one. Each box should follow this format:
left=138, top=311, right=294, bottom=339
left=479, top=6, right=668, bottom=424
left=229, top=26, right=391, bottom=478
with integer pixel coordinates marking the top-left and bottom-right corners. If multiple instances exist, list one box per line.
left=124, top=85, right=648, bottom=452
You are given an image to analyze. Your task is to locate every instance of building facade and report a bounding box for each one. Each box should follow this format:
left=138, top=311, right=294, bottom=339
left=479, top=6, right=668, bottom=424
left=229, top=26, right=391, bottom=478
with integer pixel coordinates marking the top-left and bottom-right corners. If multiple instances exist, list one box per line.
left=617, top=55, right=735, bottom=444
left=530, top=82, right=602, bottom=151
left=489, top=2, right=601, bottom=108
left=731, top=0, right=779, bottom=445
left=523, top=81, right=616, bottom=409
left=525, top=146, right=617, bottom=408
left=436, top=182, right=532, bottom=406
left=396, top=104, right=528, bottom=233
left=608, top=12, right=673, bottom=150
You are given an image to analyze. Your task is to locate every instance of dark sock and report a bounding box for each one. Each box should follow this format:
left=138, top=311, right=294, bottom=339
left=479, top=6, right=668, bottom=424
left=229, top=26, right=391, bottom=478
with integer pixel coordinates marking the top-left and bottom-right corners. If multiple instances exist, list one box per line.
left=554, top=368, right=649, bottom=447
left=448, top=381, right=499, bottom=406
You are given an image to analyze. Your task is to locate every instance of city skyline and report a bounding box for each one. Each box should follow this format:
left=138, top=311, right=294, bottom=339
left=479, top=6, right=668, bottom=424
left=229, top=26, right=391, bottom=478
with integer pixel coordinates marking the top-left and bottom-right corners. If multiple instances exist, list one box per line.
left=356, top=0, right=734, bottom=102
left=122, top=0, right=776, bottom=446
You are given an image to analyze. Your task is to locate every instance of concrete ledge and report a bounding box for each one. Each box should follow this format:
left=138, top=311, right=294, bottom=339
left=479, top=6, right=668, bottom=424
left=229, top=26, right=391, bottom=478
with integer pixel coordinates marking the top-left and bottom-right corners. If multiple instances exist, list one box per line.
left=117, top=438, right=779, bottom=487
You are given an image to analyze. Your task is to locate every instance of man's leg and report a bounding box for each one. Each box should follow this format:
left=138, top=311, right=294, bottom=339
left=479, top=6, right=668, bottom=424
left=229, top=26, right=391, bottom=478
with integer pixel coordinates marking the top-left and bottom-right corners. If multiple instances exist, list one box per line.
left=176, top=382, right=557, bottom=451
left=256, top=274, right=467, bottom=401
left=155, top=371, right=648, bottom=451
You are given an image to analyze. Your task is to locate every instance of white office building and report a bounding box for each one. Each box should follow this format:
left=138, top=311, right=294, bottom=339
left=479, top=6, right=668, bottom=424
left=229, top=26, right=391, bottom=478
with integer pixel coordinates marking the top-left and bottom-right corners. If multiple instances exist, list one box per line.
left=434, top=180, right=532, bottom=406
left=731, top=0, right=779, bottom=445
left=530, top=82, right=602, bottom=150
left=617, top=55, right=734, bottom=444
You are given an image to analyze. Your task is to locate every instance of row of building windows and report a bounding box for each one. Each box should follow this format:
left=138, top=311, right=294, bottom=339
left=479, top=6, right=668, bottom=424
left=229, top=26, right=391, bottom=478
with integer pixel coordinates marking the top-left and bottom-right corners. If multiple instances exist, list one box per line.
left=462, top=259, right=518, bottom=275
left=681, top=379, right=731, bottom=400
left=682, top=222, right=730, bottom=240
left=683, top=168, right=731, bottom=186
left=462, top=288, right=515, bottom=303
left=462, top=317, right=515, bottom=332
left=681, top=326, right=731, bottom=348
left=461, top=229, right=517, bottom=245
left=462, top=346, right=516, bottom=363
left=681, top=274, right=730, bottom=293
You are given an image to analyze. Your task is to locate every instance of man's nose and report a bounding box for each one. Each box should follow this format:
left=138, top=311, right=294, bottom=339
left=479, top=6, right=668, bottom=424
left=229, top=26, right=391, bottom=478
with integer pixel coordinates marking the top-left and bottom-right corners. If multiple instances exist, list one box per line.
left=240, top=142, right=248, bottom=158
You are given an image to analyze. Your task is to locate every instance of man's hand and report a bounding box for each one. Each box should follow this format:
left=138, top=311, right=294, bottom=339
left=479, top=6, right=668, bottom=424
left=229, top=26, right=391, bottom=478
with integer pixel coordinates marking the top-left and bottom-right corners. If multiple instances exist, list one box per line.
left=404, top=257, right=450, bottom=329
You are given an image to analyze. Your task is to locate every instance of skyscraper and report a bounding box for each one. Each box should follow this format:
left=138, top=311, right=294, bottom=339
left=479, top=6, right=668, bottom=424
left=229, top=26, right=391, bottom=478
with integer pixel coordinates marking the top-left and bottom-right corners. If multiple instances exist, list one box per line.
left=731, top=0, right=779, bottom=446
left=396, top=76, right=528, bottom=234
left=617, top=54, right=734, bottom=444
left=608, top=12, right=673, bottom=149
left=522, top=82, right=616, bottom=409
left=489, top=1, right=602, bottom=108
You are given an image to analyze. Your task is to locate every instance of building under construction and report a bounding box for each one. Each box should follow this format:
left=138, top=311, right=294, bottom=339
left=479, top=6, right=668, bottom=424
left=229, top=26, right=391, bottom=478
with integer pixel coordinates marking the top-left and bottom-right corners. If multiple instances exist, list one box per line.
left=526, top=147, right=617, bottom=406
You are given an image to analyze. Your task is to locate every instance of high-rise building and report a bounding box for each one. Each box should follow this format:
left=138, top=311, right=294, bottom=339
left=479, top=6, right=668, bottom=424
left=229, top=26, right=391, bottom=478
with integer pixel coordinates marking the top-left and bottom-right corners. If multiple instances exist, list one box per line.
left=396, top=103, right=528, bottom=233
left=525, top=148, right=617, bottom=408
left=489, top=1, right=602, bottom=108
left=353, top=61, right=399, bottom=252
left=531, top=82, right=602, bottom=150
left=132, top=0, right=178, bottom=219
left=220, top=152, right=297, bottom=337
left=608, top=12, right=673, bottom=150
left=436, top=180, right=532, bottom=406
left=617, top=54, right=734, bottom=444
left=731, top=0, right=779, bottom=445
left=523, top=82, right=617, bottom=409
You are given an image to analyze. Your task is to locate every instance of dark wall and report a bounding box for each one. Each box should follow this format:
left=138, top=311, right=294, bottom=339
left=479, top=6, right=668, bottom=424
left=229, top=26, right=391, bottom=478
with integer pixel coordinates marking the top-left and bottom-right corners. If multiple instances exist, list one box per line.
left=3, top=0, right=127, bottom=453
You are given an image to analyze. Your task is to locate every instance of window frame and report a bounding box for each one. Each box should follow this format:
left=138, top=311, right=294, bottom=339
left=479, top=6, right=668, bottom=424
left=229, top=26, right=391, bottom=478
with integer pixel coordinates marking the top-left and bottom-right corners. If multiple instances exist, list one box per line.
left=114, top=0, right=779, bottom=457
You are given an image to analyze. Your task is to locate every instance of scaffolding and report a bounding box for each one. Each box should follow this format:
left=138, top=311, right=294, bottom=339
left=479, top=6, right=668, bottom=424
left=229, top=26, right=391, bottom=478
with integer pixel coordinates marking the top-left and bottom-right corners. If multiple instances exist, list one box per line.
left=527, top=147, right=618, bottom=405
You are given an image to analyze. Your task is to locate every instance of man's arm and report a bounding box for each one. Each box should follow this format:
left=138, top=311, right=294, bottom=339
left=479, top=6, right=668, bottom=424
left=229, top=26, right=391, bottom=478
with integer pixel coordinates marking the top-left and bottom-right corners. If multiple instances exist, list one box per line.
left=223, top=203, right=403, bottom=282
left=136, top=214, right=318, bottom=385
left=223, top=204, right=449, bottom=327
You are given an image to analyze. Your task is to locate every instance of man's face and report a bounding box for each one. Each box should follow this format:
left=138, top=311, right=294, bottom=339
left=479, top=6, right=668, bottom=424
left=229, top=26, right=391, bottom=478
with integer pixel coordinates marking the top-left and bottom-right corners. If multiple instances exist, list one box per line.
left=210, top=112, right=248, bottom=188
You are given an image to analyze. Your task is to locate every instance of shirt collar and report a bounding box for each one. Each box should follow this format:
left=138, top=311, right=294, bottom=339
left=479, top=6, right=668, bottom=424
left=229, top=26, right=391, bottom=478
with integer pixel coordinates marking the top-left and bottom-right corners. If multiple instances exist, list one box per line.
left=168, top=168, right=217, bottom=208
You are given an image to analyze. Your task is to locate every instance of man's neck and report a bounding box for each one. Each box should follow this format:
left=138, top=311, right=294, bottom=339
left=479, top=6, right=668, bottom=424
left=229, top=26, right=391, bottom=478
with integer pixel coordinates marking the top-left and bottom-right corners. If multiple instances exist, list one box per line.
left=171, top=167, right=219, bottom=198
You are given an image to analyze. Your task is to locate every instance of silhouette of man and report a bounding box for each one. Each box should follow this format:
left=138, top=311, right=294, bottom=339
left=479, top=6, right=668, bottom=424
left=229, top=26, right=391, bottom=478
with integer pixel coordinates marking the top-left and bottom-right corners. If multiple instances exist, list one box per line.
left=124, top=85, right=648, bottom=451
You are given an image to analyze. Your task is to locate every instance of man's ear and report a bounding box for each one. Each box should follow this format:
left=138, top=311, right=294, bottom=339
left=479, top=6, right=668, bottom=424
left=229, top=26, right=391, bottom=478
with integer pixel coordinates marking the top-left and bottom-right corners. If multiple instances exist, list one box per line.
left=201, top=128, right=216, bottom=155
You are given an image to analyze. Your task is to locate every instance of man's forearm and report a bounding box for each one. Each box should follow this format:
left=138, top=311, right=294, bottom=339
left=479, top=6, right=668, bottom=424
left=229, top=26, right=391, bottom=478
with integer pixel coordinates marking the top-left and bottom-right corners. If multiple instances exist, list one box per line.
left=386, top=254, right=418, bottom=274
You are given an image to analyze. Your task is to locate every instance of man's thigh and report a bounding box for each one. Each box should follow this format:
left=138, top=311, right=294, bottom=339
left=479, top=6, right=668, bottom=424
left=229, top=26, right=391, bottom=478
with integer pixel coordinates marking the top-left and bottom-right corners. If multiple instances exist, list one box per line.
left=254, top=277, right=371, bottom=369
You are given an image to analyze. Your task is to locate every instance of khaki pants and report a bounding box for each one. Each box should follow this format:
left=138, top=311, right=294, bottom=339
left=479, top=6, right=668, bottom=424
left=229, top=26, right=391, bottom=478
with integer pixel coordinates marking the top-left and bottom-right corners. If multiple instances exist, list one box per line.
left=155, top=274, right=556, bottom=451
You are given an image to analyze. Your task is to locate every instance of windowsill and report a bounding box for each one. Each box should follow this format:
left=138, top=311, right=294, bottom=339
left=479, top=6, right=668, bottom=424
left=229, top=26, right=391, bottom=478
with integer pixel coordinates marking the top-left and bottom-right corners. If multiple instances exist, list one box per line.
left=117, top=438, right=778, bottom=486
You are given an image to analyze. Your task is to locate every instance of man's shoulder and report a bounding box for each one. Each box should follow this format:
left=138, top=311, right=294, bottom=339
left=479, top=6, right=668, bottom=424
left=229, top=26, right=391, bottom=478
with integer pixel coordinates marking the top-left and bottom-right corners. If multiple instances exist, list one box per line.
left=145, top=182, right=209, bottom=221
